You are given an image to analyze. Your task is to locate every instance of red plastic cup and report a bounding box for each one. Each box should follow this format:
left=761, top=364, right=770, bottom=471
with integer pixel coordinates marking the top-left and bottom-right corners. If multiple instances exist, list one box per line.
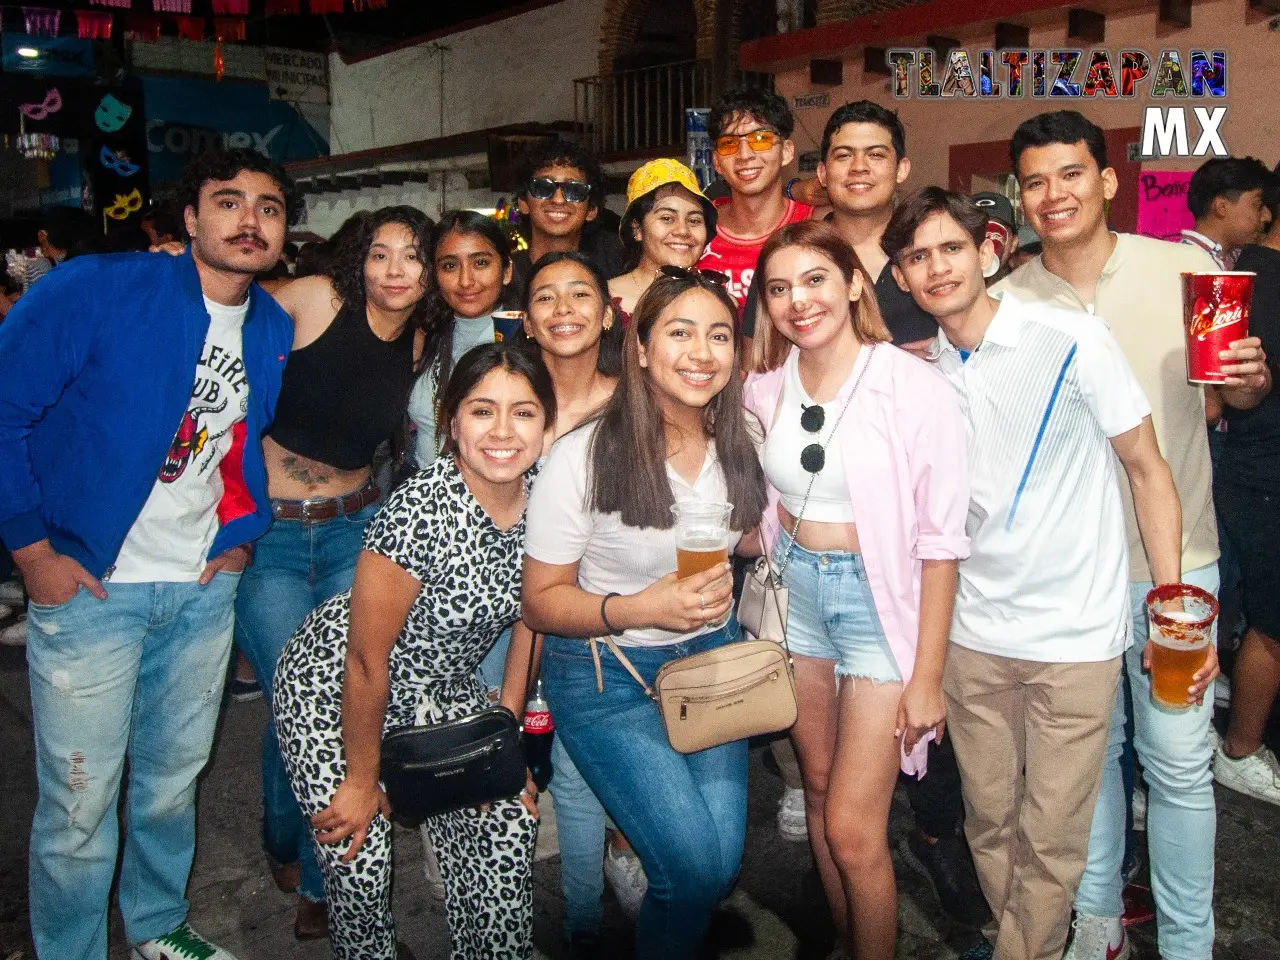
left=1181, top=271, right=1254, bottom=384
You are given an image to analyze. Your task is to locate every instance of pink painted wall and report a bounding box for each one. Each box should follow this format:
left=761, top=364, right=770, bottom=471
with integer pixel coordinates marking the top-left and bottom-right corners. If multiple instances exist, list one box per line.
left=773, top=0, right=1279, bottom=193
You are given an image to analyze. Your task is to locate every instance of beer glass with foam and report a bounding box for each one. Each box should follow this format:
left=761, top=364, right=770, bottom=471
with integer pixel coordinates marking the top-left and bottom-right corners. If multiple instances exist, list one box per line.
left=1146, top=583, right=1218, bottom=709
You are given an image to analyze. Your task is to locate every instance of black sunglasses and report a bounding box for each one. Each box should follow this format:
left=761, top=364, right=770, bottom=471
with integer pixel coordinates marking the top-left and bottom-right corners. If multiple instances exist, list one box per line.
left=800, top=404, right=826, bottom=473
left=658, top=264, right=729, bottom=286
left=527, top=177, right=591, bottom=204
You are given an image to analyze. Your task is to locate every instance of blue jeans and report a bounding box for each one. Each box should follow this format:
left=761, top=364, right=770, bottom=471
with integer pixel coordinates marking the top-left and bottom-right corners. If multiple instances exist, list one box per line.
left=541, top=623, right=749, bottom=960
left=548, top=734, right=608, bottom=936
left=1075, top=562, right=1219, bottom=960
left=26, top=575, right=239, bottom=959
left=235, top=503, right=377, bottom=902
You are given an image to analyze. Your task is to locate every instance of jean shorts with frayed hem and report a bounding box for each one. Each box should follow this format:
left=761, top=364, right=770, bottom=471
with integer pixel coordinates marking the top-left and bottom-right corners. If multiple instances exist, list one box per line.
left=772, top=529, right=901, bottom=684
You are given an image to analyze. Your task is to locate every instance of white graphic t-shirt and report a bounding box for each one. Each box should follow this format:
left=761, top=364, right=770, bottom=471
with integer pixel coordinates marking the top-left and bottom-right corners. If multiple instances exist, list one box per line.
left=112, top=296, right=250, bottom=582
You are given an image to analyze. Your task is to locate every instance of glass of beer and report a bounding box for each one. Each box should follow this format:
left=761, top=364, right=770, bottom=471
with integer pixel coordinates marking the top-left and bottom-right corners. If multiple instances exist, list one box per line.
left=671, top=501, right=732, bottom=627
left=1146, top=582, right=1218, bottom=709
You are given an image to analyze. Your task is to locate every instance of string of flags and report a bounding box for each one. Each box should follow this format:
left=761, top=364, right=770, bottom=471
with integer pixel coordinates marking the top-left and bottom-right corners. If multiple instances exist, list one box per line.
left=7, top=0, right=390, bottom=43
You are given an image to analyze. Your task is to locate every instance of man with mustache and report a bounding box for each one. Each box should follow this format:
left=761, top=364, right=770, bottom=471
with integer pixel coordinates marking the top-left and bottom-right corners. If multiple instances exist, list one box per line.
left=0, top=148, right=296, bottom=960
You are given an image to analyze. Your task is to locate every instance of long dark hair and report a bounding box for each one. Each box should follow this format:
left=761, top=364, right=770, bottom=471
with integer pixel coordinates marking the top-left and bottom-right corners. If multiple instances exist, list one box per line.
left=587, top=273, right=766, bottom=531
left=422, top=210, right=513, bottom=389
left=437, top=341, right=556, bottom=456
left=330, top=206, right=434, bottom=355
left=524, top=250, right=623, bottom=378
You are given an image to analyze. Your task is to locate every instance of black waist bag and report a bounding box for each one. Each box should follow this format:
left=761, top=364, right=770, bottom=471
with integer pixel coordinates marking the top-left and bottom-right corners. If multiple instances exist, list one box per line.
left=380, top=706, right=526, bottom=820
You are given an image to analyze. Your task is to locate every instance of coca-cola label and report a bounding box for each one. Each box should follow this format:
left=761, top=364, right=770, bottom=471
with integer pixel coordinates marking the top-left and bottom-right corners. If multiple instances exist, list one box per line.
left=1189, top=296, right=1245, bottom=340
left=524, top=709, right=554, bottom=734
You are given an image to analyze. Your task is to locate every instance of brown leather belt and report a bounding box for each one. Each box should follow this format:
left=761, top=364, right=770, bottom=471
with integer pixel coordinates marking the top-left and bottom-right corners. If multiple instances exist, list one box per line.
left=271, top=482, right=381, bottom=525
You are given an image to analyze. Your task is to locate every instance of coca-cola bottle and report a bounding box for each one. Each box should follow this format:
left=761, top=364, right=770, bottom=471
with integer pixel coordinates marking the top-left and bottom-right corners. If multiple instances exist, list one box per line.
left=523, top=678, right=555, bottom=791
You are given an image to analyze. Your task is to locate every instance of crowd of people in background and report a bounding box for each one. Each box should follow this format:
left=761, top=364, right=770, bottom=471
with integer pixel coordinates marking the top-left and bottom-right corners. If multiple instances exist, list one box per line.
left=0, top=85, right=1277, bottom=960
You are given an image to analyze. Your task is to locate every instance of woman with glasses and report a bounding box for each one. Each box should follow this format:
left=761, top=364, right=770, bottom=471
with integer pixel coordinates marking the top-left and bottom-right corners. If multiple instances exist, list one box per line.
left=521, top=269, right=767, bottom=960
left=743, top=220, right=969, bottom=960
left=608, top=159, right=717, bottom=325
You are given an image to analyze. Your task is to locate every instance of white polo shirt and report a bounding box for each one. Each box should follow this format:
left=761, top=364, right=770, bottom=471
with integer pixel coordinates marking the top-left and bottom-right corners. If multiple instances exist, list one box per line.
left=935, top=292, right=1152, bottom=663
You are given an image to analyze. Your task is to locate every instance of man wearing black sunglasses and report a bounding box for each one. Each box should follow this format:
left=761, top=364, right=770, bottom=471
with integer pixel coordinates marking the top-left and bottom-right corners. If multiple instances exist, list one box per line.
left=509, top=140, right=626, bottom=305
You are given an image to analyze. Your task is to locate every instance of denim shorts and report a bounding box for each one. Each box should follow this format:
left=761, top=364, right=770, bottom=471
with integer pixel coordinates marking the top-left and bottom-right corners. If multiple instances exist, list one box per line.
left=773, top=529, right=901, bottom=683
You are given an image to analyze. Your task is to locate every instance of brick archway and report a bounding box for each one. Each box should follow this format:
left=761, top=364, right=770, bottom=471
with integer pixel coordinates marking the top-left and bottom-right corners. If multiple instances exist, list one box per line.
left=598, top=0, right=719, bottom=75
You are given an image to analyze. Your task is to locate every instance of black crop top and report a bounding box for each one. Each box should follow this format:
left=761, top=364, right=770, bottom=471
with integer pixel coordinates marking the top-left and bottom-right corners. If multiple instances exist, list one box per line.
left=269, top=298, right=416, bottom=471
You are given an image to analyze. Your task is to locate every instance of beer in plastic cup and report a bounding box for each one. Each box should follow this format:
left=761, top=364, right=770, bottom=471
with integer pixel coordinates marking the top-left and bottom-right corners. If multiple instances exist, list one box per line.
left=1146, top=583, right=1218, bottom=709
left=492, top=311, right=524, bottom=343
left=1181, top=271, right=1254, bottom=384
left=671, top=501, right=732, bottom=579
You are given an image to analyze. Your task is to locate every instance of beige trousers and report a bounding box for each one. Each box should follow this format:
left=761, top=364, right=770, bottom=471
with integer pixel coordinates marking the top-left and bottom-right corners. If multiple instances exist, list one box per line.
left=943, top=644, right=1122, bottom=960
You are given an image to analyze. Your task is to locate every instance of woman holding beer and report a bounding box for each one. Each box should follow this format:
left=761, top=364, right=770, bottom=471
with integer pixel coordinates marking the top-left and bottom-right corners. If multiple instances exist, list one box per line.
left=743, top=220, right=969, bottom=960
left=521, top=268, right=767, bottom=960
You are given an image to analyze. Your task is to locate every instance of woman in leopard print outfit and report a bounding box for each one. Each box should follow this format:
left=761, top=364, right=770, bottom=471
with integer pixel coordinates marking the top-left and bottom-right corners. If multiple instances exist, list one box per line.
left=273, top=342, right=555, bottom=960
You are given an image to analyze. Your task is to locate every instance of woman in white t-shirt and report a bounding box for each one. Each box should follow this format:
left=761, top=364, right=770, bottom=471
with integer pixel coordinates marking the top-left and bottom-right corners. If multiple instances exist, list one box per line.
left=522, top=268, right=767, bottom=960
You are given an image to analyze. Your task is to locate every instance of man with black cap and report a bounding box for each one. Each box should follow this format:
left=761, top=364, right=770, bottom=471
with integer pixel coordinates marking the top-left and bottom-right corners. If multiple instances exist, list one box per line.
left=972, top=191, right=1019, bottom=285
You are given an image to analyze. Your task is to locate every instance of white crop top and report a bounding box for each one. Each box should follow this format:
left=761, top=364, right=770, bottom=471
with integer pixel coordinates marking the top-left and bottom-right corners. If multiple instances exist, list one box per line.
left=760, top=350, right=857, bottom=524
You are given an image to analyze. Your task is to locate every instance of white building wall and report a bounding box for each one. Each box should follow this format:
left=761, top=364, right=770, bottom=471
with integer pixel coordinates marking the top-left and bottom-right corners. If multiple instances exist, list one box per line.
left=327, top=0, right=602, bottom=154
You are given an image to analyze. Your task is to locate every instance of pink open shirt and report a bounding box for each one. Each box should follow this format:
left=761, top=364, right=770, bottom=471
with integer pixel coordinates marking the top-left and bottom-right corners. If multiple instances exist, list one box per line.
left=743, top=344, right=971, bottom=776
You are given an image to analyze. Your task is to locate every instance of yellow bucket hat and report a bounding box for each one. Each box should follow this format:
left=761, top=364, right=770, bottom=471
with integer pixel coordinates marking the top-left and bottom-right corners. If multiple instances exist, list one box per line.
left=621, top=158, right=717, bottom=241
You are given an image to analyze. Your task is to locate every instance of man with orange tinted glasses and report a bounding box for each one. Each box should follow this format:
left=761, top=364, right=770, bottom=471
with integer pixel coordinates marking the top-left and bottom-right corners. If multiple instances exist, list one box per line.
left=697, top=88, right=812, bottom=314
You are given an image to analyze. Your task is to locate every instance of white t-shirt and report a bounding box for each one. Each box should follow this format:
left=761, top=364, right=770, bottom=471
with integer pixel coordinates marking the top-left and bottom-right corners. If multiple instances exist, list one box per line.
left=524, top=422, right=742, bottom=647
left=934, top=292, right=1151, bottom=663
left=112, top=296, right=250, bottom=582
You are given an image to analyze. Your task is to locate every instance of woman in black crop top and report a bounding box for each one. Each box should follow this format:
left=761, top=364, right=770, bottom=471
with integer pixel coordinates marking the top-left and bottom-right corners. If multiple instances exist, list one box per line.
left=234, top=205, right=431, bottom=941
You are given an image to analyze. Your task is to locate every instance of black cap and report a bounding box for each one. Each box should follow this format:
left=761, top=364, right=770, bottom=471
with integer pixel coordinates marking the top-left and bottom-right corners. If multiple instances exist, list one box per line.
left=971, top=191, right=1016, bottom=230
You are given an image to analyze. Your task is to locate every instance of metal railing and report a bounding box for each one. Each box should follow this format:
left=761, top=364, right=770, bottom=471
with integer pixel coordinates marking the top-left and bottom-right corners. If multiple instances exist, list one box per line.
left=574, top=60, right=773, bottom=158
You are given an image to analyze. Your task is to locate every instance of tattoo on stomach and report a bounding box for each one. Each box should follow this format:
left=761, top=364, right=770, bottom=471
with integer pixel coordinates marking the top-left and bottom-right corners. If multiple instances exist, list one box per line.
left=280, top=455, right=333, bottom=486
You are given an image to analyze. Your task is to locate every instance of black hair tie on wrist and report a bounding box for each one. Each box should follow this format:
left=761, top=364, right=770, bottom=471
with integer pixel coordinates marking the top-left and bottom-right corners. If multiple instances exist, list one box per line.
left=601, top=592, right=623, bottom=636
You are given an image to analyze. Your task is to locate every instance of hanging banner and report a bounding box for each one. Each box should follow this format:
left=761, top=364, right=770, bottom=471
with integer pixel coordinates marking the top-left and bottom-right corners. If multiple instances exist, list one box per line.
left=142, top=74, right=329, bottom=184
left=1136, top=171, right=1195, bottom=242
left=264, top=47, right=329, bottom=103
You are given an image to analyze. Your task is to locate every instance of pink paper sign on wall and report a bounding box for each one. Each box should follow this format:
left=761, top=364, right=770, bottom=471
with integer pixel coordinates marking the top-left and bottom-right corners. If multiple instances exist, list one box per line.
left=1136, top=171, right=1195, bottom=242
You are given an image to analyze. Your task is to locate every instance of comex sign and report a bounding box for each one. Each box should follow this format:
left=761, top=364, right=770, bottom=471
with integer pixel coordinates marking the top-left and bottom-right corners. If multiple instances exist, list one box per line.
left=147, top=119, right=284, bottom=156
left=884, top=47, right=1230, bottom=159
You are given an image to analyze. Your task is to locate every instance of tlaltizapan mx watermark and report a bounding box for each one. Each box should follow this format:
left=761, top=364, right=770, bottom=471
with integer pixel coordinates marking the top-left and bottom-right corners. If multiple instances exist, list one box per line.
left=884, top=48, right=1229, bottom=159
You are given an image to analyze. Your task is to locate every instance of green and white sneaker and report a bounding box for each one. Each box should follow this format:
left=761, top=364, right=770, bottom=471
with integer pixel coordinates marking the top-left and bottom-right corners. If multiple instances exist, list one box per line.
left=132, top=922, right=240, bottom=960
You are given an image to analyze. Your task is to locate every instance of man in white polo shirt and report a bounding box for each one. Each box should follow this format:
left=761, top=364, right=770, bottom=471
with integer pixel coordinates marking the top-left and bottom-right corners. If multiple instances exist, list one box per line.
left=881, top=186, right=1184, bottom=960
left=998, top=111, right=1269, bottom=960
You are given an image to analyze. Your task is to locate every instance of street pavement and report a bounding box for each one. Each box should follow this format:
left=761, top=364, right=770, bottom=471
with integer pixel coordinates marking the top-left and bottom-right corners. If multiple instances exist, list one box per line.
left=1, top=640, right=1277, bottom=959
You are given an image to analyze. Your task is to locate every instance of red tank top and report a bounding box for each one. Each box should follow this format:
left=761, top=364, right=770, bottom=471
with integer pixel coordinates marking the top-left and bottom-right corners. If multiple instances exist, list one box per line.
left=697, top=198, right=813, bottom=309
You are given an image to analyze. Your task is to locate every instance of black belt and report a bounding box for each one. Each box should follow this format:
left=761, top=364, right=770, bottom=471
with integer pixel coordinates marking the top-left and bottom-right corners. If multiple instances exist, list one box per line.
left=271, top=482, right=380, bottom=525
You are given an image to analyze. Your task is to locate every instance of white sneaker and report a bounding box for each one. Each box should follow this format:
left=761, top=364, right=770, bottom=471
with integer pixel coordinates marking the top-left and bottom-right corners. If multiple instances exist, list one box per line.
left=1130, top=782, right=1146, bottom=832
left=603, top=842, right=648, bottom=920
left=0, top=580, right=24, bottom=605
left=133, top=922, right=240, bottom=959
left=0, top=616, right=26, bottom=647
left=776, top=786, right=808, bottom=842
left=1214, top=743, right=1280, bottom=807
left=1062, top=913, right=1129, bottom=960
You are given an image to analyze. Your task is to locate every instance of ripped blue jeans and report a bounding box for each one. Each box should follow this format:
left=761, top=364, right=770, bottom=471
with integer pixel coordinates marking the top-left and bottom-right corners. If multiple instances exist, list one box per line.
left=25, top=575, right=238, bottom=960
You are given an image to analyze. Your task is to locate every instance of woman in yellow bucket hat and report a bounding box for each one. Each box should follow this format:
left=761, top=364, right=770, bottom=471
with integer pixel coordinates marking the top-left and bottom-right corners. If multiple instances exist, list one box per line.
left=608, top=159, right=717, bottom=322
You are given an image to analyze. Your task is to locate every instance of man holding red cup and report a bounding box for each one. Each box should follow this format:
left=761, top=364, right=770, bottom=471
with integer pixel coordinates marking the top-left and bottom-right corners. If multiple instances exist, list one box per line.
left=996, top=110, right=1269, bottom=960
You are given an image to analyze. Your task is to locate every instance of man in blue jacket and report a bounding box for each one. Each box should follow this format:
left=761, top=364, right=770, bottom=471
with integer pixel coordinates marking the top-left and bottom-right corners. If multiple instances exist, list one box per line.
left=0, top=148, right=297, bottom=960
